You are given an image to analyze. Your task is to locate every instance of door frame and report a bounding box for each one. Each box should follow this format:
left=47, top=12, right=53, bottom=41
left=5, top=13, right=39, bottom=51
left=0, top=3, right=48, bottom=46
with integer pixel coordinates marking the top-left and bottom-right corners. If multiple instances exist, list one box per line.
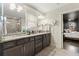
left=61, top=9, right=79, bottom=49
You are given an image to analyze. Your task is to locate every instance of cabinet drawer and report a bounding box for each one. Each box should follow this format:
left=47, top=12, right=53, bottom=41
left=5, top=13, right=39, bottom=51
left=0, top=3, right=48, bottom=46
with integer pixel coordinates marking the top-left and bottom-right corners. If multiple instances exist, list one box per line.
left=3, top=41, right=16, bottom=49
left=16, top=39, right=24, bottom=45
left=30, top=37, right=34, bottom=41
left=24, top=38, right=29, bottom=43
left=43, top=34, right=46, bottom=37
left=35, top=35, right=42, bottom=40
left=35, top=39, right=42, bottom=44
left=46, top=34, right=50, bottom=38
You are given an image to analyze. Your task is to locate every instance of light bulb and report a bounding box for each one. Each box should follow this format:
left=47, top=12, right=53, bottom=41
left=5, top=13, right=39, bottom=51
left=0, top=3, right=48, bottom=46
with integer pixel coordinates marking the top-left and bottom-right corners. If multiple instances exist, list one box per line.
left=17, top=5, right=23, bottom=12
left=9, top=3, right=16, bottom=10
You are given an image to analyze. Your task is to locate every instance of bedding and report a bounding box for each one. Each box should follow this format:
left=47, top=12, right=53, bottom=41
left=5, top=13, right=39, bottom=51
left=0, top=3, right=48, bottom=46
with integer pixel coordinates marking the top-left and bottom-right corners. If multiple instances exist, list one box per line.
left=64, top=32, right=79, bottom=39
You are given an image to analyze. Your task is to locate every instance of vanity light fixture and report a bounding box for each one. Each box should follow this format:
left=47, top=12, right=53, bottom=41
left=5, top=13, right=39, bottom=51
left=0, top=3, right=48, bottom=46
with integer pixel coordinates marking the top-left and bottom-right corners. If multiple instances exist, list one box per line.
left=17, top=5, right=23, bottom=12
left=9, top=3, right=16, bottom=10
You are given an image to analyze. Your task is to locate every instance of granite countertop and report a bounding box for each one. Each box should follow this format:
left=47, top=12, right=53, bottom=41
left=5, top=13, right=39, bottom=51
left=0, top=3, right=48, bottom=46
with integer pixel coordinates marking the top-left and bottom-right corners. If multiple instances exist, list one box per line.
left=0, top=32, right=50, bottom=43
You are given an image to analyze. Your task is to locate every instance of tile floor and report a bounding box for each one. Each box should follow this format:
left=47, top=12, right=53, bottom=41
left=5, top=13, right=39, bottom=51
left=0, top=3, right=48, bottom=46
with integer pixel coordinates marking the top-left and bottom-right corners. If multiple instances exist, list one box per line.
left=36, top=45, right=55, bottom=56
left=36, top=45, right=78, bottom=56
left=64, top=39, right=79, bottom=56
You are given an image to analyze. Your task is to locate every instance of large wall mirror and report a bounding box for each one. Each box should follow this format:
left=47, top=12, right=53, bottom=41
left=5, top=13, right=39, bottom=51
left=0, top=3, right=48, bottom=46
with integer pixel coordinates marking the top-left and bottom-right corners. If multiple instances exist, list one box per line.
left=2, top=3, right=42, bottom=36
left=3, top=3, right=25, bottom=35
left=0, top=3, right=3, bottom=38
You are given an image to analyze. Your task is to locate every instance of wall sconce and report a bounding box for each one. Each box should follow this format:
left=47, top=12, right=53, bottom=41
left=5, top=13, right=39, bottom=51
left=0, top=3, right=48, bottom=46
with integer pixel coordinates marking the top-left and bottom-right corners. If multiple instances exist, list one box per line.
left=52, top=19, right=58, bottom=26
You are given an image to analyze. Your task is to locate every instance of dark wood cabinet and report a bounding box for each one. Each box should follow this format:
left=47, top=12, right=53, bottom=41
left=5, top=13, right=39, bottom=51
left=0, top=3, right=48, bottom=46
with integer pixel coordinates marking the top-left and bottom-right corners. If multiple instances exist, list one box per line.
left=3, top=45, right=24, bottom=56
left=43, top=34, right=47, bottom=48
left=35, top=35, right=43, bottom=54
left=29, top=37, right=35, bottom=56
left=24, top=43, right=29, bottom=56
left=0, top=33, right=51, bottom=56
left=2, top=41, right=16, bottom=49
left=43, top=34, right=51, bottom=48
left=35, top=43, right=42, bottom=54
left=24, top=37, right=34, bottom=56
left=46, top=34, right=51, bottom=46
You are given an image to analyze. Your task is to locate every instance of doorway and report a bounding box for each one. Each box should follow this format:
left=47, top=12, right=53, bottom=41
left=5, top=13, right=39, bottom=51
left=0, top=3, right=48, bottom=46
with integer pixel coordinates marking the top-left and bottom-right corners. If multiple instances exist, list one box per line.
left=63, top=11, right=79, bottom=55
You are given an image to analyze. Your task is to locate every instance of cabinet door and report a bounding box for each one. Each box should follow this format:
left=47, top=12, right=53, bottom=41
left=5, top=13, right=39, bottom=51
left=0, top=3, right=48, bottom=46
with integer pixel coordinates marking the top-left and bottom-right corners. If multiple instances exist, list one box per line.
left=24, top=43, right=29, bottom=56
left=43, top=34, right=51, bottom=48
left=28, top=41, right=34, bottom=56
left=24, top=39, right=34, bottom=56
left=35, top=42, right=42, bottom=54
left=43, top=34, right=47, bottom=48
left=35, top=36, right=42, bottom=54
left=46, top=34, right=51, bottom=46
left=3, top=45, right=24, bottom=56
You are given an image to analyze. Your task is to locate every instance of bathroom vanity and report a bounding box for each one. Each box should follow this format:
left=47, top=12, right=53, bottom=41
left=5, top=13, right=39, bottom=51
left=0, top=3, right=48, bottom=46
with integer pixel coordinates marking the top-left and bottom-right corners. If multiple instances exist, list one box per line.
left=0, top=32, right=51, bottom=56
left=0, top=3, right=51, bottom=56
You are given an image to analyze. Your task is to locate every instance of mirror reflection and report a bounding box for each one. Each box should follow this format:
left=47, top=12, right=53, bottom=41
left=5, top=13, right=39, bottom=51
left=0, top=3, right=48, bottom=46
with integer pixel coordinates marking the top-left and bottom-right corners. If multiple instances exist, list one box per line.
left=3, top=3, right=25, bottom=35
left=0, top=3, right=3, bottom=39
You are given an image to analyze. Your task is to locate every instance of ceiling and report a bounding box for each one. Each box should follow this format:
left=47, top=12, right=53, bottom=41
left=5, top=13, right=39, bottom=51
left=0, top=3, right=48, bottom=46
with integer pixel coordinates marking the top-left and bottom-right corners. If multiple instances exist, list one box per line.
left=26, top=3, right=67, bottom=13
left=2, top=3, right=67, bottom=19
left=3, top=3, right=25, bottom=19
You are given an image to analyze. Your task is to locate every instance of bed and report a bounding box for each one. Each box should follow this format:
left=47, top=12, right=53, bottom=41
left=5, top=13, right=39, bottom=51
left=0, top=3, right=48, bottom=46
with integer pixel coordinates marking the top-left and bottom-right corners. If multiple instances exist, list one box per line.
left=64, top=32, right=79, bottom=40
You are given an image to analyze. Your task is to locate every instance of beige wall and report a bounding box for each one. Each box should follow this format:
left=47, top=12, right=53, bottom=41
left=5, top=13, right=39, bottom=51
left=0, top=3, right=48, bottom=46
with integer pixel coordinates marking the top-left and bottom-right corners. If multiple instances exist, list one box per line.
left=46, top=3, right=79, bottom=48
